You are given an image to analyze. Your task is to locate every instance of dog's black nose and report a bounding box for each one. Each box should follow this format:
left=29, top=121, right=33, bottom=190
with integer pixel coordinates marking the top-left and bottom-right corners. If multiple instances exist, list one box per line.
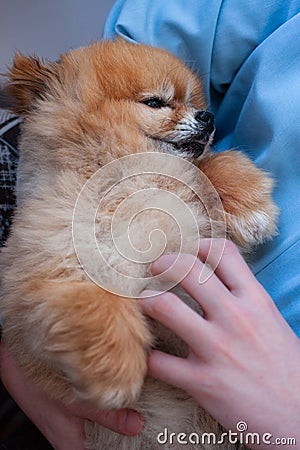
left=195, top=110, right=215, bottom=133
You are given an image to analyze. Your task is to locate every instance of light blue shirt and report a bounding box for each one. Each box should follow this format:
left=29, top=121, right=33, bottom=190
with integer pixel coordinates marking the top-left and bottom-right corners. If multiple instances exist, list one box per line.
left=104, top=0, right=300, bottom=335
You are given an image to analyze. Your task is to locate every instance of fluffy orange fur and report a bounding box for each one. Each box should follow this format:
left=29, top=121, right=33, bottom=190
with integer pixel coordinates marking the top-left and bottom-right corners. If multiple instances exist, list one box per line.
left=0, top=39, right=278, bottom=449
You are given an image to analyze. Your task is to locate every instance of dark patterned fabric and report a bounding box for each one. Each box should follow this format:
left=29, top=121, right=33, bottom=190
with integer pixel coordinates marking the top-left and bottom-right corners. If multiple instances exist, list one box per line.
left=0, top=109, right=54, bottom=449
left=0, top=111, right=20, bottom=246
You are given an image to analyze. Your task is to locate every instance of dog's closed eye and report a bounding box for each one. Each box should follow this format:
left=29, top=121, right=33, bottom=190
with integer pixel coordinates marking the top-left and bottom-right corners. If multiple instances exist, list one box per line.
left=141, top=97, right=168, bottom=109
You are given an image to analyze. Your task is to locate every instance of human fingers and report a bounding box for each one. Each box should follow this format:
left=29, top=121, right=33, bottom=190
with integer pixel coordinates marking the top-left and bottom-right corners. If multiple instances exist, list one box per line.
left=139, top=290, right=212, bottom=356
left=78, top=408, right=144, bottom=437
left=145, top=349, right=196, bottom=391
left=150, top=253, right=231, bottom=317
left=197, top=238, right=260, bottom=295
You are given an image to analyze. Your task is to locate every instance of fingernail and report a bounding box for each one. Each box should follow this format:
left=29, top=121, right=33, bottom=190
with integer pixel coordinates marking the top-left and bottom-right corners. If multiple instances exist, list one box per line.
left=151, top=254, right=177, bottom=275
left=120, top=410, right=144, bottom=435
left=139, top=289, right=161, bottom=299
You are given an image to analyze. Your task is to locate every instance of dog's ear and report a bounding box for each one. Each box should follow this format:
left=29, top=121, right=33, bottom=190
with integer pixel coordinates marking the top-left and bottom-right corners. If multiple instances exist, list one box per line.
left=4, top=53, right=59, bottom=115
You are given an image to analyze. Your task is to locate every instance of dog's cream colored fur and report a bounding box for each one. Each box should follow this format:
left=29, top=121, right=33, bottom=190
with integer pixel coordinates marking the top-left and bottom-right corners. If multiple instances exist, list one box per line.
left=0, top=40, right=278, bottom=449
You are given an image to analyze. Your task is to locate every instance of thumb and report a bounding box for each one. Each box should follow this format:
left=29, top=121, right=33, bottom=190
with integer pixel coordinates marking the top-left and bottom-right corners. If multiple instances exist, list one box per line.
left=89, top=408, right=144, bottom=436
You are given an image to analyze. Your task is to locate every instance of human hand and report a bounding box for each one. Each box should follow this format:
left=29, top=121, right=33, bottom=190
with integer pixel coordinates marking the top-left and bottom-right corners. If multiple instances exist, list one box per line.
left=140, top=239, right=300, bottom=449
left=0, top=337, right=143, bottom=450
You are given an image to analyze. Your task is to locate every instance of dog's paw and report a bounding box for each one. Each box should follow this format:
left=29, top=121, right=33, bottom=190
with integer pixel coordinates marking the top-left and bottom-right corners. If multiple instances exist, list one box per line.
left=32, top=282, right=151, bottom=409
left=199, top=151, right=279, bottom=251
left=70, top=305, right=151, bottom=409
left=225, top=204, right=279, bottom=251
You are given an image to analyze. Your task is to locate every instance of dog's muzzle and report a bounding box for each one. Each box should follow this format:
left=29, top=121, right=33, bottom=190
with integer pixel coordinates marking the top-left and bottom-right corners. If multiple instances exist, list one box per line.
left=176, top=110, right=215, bottom=158
left=194, top=110, right=215, bottom=134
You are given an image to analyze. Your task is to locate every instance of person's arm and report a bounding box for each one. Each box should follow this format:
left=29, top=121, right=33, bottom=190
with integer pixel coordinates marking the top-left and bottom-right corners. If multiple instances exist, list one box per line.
left=0, top=336, right=143, bottom=450
left=139, top=239, right=300, bottom=450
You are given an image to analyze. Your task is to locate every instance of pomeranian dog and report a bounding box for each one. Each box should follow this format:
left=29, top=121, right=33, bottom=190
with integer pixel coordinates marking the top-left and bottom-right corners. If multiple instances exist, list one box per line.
left=0, top=39, right=278, bottom=449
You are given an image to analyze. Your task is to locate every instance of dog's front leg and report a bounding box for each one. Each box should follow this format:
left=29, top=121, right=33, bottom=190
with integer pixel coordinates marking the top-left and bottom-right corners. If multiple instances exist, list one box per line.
left=2, top=280, right=151, bottom=409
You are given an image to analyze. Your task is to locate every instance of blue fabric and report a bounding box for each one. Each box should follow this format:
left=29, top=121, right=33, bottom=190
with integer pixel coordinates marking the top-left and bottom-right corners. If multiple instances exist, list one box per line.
left=104, top=0, right=300, bottom=336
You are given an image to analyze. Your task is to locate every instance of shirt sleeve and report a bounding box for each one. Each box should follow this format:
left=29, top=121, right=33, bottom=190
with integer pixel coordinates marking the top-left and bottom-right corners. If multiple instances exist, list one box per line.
left=104, top=0, right=300, bottom=336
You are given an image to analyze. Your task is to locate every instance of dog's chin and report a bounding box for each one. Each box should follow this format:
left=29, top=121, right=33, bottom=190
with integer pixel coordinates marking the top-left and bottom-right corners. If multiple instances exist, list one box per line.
left=173, top=140, right=209, bottom=159
left=152, top=136, right=212, bottom=161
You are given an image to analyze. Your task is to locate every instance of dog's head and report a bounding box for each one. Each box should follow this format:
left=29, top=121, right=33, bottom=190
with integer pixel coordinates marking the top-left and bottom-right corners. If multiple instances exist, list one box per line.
left=5, top=39, right=215, bottom=162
